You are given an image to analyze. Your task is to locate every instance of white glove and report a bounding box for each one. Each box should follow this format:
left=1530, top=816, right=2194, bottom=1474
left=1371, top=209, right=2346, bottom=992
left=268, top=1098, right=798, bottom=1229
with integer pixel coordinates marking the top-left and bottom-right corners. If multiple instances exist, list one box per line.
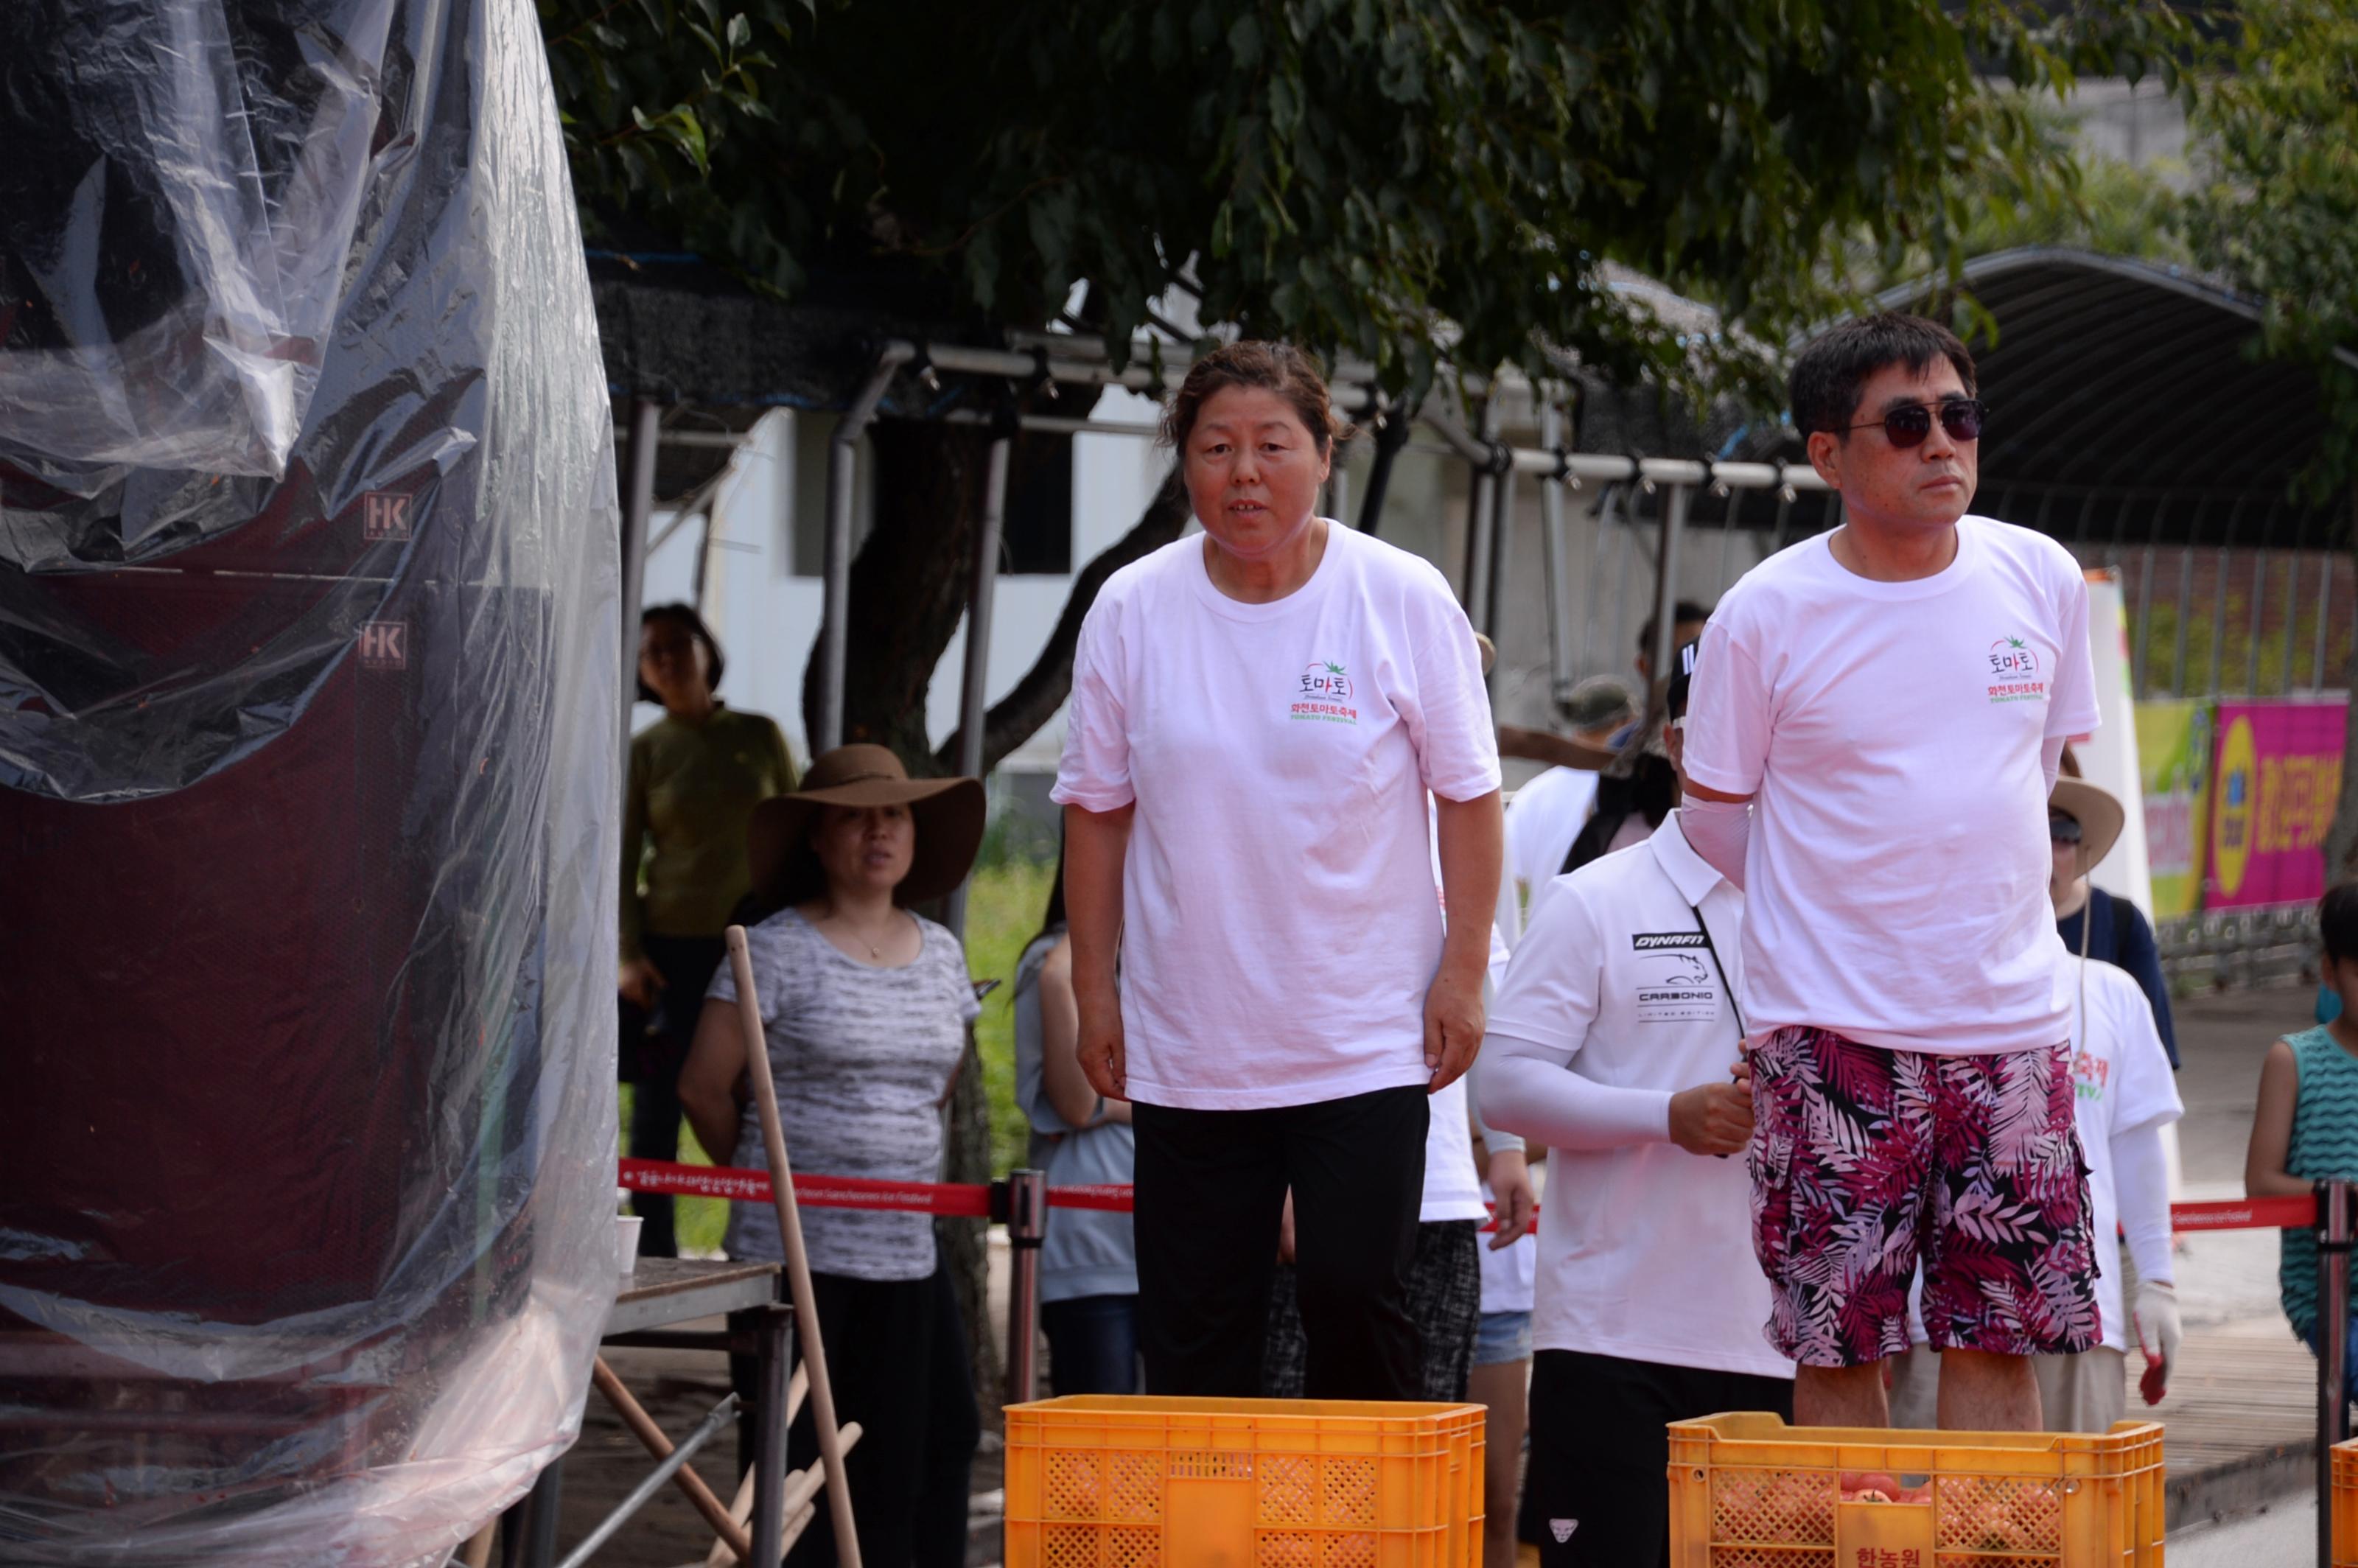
left=2134, top=1280, right=2183, bottom=1401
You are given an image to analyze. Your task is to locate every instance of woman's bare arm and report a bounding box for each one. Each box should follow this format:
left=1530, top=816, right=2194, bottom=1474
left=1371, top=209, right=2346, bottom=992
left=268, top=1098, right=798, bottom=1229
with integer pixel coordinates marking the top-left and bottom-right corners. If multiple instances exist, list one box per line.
left=1064, top=802, right=1133, bottom=1100
left=676, top=997, right=750, bottom=1164
left=1038, top=938, right=1129, bottom=1127
left=2246, top=1037, right=2308, bottom=1198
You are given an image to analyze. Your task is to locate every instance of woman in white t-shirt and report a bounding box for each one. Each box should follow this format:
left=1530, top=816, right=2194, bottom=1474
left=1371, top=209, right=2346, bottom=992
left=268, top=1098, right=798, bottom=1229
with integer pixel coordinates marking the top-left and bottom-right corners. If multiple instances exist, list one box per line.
left=1054, top=341, right=1505, bottom=1400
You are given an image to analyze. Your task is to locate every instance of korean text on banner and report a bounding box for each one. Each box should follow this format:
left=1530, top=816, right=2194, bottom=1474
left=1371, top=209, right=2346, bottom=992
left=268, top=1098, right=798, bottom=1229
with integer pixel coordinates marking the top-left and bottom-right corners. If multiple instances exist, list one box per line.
left=2135, top=701, right=2211, bottom=920
left=2206, top=699, right=2347, bottom=909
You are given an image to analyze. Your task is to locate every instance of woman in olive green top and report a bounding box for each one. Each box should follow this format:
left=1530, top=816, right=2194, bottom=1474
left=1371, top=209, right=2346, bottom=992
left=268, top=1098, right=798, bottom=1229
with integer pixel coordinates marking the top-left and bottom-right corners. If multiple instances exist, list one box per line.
left=620, top=604, right=797, bottom=1255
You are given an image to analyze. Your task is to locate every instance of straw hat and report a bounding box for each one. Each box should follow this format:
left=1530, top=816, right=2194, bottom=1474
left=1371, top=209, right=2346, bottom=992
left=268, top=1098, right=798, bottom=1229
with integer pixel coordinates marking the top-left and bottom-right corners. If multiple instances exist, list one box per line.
left=747, top=744, right=985, bottom=907
left=2049, top=776, right=2126, bottom=879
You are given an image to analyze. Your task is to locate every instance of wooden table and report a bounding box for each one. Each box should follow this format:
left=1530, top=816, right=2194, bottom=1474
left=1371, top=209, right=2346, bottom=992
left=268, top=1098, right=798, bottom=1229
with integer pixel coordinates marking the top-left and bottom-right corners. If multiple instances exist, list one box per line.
left=504, top=1259, right=789, bottom=1568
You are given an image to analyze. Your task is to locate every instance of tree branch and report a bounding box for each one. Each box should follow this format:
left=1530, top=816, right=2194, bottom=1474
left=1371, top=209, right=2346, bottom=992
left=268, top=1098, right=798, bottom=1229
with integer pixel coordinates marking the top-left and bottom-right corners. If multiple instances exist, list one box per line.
left=937, top=466, right=1189, bottom=778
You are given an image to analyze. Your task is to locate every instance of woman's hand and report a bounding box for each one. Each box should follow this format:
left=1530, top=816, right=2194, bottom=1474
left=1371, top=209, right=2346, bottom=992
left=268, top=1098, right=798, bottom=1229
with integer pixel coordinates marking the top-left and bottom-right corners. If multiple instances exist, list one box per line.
left=1422, top=960, right=1486, bottom=1092
left=1486, top=1148, right=1536, bottom=1248
left=619, top=956, right=665, bottom=1010
left=1076, top=975, right=1128, bottom=1102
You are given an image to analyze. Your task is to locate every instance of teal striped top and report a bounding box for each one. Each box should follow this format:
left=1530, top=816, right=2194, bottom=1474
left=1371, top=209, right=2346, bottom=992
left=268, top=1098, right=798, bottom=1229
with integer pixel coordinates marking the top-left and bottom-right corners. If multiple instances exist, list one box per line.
left=2278, top=1026, right=2358, bottom=1340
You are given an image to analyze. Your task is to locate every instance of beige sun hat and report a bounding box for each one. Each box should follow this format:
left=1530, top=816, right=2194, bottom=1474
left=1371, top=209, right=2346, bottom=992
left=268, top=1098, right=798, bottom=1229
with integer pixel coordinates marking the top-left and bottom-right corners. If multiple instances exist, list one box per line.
left=2050, top=776, right=2126, bottom=878
left=746, top=744, right=985, bottom=907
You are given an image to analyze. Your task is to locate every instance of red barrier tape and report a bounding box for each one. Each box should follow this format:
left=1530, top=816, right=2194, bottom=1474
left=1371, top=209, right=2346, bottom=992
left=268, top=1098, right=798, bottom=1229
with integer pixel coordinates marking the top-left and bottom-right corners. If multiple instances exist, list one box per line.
left=621, top=1161, right=2324, bottom=1234
left=620, top=1159, right=993, bottom=1217
left=2171, top=1194, right=2318, bottom=1233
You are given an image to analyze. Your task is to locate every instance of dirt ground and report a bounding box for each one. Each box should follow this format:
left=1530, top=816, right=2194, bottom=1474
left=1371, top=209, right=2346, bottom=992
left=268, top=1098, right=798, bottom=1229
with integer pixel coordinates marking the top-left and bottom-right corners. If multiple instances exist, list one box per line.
left=529, top=980, right=2317, bottom=1568
left=520, top=1332, right=1004, bottom=1568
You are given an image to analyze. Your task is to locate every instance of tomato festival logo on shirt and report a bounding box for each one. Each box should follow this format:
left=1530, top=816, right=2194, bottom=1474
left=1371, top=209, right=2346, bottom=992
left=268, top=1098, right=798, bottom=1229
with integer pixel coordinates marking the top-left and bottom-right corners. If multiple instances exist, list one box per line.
left=1985, top=634, right=2047, bottom=704
left=1291, top=659, right=1358, bottom=724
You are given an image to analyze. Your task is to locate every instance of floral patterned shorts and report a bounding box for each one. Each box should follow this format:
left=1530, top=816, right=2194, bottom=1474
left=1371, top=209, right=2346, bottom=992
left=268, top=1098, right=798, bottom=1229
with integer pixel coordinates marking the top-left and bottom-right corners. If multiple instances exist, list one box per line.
left=1748, top=1026, right=2099, bottom=1368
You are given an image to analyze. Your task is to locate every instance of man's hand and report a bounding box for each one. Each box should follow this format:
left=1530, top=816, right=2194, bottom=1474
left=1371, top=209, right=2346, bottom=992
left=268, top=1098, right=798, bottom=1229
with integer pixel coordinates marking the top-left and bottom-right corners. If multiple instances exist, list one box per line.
left=1486, top=1148, right=1536, bottom=1248
left=1075, top=977, right=1127, bottom=1102
left=1423, top=962, right=1486, bottom=1092
left=1668, top=1080, right=1754, bottom=1156
left=2135, top=1279, right=2183, bottom=1404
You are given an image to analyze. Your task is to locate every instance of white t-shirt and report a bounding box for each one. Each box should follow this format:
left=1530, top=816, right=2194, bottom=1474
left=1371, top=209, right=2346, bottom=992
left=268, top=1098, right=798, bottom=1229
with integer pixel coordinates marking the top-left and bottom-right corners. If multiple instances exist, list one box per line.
left=1502, top=766, right=1598, bottom=943
left=1421, top=1077, right=1488, bottom=1222
left=1486, top=816, right=1792, bottom=1379
left=1682, top=517, right=2099, bottom=1055
left=1054, top=523, right=1502, bottom=1110
left=2060, top=951, right=2184, bottom=1351
left=1909, top=948, right=2183, bottom=1351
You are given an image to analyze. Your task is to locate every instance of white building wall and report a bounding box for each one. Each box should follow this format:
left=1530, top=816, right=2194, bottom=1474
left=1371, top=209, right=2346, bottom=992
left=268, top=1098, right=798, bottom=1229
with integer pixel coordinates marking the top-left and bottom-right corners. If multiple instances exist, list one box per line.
left=632, top=388, right=1175, bottom=771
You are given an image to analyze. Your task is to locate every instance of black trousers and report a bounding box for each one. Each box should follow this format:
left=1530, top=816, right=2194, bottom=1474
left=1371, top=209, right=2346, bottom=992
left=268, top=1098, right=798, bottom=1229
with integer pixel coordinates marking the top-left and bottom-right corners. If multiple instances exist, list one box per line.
left=624, top=932, right=727, bottom=1258
left=732, top=1260, right=979, bottom=1567
left=1133, top=1084, right=1427, bottom=1401
left=1524, top=1348, right=1794, bottom=1567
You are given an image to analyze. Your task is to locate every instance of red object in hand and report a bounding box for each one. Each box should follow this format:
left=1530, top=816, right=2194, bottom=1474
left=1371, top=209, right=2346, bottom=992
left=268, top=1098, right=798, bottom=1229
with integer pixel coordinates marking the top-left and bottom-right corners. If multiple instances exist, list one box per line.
left=2139, top=1354, right=2168, bottom=1407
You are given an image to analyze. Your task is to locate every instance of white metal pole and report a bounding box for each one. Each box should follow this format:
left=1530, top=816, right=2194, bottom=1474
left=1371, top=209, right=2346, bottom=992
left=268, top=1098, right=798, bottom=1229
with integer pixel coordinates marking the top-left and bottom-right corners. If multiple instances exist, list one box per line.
left=1537, top=401, right=1575, bottom=706
left=943, top=430, right=1012, bottom=938
left=817, top=346, right=914, bottom=754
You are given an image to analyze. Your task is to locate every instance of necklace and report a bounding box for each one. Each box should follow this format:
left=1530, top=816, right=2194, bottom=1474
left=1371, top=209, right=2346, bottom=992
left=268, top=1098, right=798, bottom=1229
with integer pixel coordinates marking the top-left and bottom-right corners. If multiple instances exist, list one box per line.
left=821, top=906, right=887, bottom=961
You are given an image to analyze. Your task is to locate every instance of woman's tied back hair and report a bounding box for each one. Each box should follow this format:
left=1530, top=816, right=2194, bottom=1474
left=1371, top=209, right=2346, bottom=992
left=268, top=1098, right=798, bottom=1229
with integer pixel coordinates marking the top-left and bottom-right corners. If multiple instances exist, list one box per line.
left=1161, top=341, right=1357, bottom=455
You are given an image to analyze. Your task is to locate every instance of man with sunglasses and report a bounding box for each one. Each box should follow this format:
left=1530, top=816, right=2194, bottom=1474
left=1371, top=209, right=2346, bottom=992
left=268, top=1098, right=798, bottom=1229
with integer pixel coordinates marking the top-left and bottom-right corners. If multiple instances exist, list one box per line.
left=1680, top=313, right=2102, bottom=1433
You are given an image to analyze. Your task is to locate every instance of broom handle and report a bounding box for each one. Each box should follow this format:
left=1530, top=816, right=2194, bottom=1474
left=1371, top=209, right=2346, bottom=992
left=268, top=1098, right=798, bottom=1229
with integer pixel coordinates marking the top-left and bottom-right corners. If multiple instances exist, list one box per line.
left=727, top=925, right=863, bottom=1568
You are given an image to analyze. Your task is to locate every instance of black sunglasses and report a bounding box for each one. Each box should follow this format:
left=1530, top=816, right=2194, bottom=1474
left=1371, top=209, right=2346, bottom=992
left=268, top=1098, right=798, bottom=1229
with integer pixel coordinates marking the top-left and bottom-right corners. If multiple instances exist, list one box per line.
left=1842, top=398, right=1987, bottom=448
left=2049, top=813, right=2082, bottom=844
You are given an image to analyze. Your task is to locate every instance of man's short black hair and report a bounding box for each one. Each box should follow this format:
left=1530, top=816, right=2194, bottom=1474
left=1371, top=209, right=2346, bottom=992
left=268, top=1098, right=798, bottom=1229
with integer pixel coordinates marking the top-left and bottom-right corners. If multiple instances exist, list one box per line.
left=2323, top=883, right=2358, bottom=967
left=1637, top=600, right=1714, bottom=655
left=1789, top=312, right=1977, bottom=438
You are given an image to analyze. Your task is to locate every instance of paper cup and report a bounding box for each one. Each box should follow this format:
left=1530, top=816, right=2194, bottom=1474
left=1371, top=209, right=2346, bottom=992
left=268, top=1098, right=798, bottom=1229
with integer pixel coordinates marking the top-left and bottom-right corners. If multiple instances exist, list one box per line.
left=615, top=1214, right=644, bottom=1278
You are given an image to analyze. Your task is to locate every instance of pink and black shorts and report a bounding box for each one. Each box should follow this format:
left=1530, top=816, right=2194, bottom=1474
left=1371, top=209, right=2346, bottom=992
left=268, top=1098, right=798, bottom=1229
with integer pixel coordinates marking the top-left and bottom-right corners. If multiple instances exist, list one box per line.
left=1747, top=1025, right=2099, bottom=1369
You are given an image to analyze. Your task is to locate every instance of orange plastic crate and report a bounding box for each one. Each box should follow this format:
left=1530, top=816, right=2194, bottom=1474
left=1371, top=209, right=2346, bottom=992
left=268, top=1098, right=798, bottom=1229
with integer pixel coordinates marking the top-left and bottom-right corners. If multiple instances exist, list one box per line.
left=1003, top=1395, right=1484, bottom=1568
left=1666, top=1412, right=2166, bottom=1567
left=2333, top=1436, right=2358, bottom=1565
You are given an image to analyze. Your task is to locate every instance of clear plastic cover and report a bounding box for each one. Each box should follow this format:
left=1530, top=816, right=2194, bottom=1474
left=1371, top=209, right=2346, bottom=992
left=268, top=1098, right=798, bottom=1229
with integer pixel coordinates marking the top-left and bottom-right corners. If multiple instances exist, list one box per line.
left=0, top=0, right=622, bottom=1561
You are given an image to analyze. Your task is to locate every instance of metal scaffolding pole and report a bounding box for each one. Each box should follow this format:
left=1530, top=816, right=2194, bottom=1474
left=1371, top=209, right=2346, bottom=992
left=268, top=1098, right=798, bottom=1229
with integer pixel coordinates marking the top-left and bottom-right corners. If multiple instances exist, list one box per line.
left=817, top=345, right=916, bottom=752
left=1578, top=484, right=1622, bottom=679
left=1651, top=483, right=1693, bottom=692
left=1487, top=450, right=1517, bottom=657
left=1539, top=401, right=1576, bottom=707
left=2247, top=511, right=2275, bottom=696
left=2133, top=502, right=2163, bottom=700
left=618, top=396, right=661, bottom=748
left=942, top=426, right=1014, bottom=939
left=2284, top=550, right=2302, bottom=696
left=2210, top=503, right=2245, bottom=699
left=1463, top=401, right=1503, bottom=634
left=2317, top=547, right=2337, bottom=691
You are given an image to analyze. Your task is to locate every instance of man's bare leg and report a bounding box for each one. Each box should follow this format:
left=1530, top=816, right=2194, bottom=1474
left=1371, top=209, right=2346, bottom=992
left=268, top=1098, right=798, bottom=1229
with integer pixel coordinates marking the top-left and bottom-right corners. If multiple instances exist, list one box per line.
left=1937, top=1349, right=2042, bottom=1431
left=1468, top=1358, right=1528, bottom=1568
left=1794, top=1362, right=1889, bottom=1427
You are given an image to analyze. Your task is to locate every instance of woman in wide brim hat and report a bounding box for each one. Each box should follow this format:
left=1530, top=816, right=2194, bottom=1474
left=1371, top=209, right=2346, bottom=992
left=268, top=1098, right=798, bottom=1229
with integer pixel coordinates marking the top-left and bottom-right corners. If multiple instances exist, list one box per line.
left=2050, top=770, right=2179, bottom=1068
left=676, top=743, right=987, bottom=1567
left=744, top=742, right=986, bottom=911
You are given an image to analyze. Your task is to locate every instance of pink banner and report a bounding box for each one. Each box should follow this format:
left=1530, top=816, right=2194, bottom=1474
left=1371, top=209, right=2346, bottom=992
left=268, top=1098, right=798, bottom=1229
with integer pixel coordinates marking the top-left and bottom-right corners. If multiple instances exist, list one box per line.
left=2205, top=700, right=2348, bottom=909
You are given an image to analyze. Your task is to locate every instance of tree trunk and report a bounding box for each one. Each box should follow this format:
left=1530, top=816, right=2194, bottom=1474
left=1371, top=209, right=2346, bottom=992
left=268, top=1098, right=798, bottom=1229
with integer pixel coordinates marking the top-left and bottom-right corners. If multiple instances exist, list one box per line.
left=933, top=466, right=1189, bottom=777
left=2328, top=491, right=2358, bottom=882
